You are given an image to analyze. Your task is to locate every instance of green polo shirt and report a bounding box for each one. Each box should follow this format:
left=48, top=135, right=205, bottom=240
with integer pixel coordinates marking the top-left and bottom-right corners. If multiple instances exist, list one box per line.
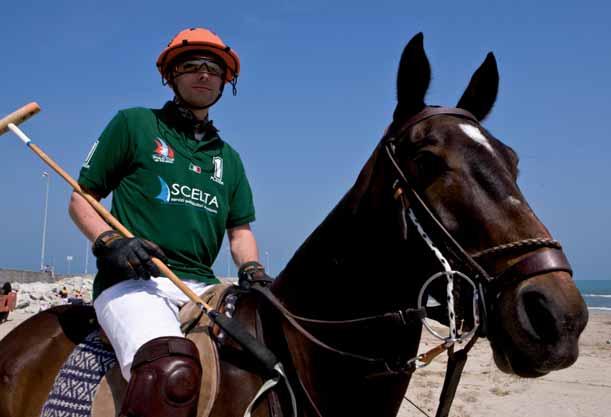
left=79, top=103, right=255, bottom=298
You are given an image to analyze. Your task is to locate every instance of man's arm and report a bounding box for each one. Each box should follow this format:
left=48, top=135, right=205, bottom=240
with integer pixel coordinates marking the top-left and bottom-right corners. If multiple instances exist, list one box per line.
left=69, top=189, right=166, bottom=279
left=68, top=189, right=112, bottom=242
left=227, top=224, right=259, bottom=266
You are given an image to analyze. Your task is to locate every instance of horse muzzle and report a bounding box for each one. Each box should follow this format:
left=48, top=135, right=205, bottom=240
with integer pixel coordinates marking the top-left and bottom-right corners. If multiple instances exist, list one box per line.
left=489, top=270, right=588, bottom=377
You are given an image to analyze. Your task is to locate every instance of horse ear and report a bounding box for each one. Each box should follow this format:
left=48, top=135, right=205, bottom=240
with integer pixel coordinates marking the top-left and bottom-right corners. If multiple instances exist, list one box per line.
left=457, top=52, right=499, bottom=121
left=394, top=33, right=430, bottom=120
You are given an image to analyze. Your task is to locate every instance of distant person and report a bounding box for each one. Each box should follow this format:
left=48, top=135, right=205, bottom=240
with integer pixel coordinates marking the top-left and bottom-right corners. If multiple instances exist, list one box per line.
left=68, top=27, right=268, bottom=417
left=0, top=282, right=14, bottom=323
left=43, top=264, right=54, bottom=277
left=1, top=282, right=11, bottom=295
left=59, top=287, right=68, bottom=298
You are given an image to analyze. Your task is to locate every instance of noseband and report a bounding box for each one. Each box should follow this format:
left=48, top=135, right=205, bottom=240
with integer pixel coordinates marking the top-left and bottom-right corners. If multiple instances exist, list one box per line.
left=383, top=106, right=572, bottom=338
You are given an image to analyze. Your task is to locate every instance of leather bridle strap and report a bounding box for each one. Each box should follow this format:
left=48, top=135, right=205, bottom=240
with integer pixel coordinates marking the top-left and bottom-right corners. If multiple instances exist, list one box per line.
left=251, top=284, right=424, bottom=417
left=434, top=332, right=479, bottom=417
left=383, top=108, right=495, bottom=285
left=490, top=248, right=572, bottom=293
left=392, top=106, right=479, bottom=138
left=385, top=142, right=494, bottom=335
left=250, top=284, right=423, bottom=372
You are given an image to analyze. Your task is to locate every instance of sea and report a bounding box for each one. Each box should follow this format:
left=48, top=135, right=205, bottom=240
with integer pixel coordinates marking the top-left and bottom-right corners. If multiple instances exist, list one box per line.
left=576, top=280, right=611, bottom=311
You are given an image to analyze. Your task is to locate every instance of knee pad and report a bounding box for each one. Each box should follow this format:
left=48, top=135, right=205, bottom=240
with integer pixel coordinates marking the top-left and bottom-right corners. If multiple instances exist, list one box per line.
left=120, top=336, right=202, bottom=417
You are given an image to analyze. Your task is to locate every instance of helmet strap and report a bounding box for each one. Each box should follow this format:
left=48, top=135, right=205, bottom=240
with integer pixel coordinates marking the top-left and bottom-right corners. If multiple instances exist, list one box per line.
left=230, top=75, right=238, bottom=96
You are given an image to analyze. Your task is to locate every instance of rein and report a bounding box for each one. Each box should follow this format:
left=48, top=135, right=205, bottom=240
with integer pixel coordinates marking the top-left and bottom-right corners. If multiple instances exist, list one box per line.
left=250, top=282, right=426, bottom=373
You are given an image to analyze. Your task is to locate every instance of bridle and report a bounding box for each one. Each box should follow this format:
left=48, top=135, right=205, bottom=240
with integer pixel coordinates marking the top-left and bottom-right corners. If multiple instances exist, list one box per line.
left=247, top=106, right=573, bottom=417
left=379, top=106, right=573, bottom=416
left=383, top=106, right=572, bottom=338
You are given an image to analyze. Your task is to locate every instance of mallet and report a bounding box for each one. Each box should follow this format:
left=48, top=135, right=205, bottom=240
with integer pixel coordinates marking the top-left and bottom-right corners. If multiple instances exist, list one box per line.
left=0, top=103, right=279, bottom=374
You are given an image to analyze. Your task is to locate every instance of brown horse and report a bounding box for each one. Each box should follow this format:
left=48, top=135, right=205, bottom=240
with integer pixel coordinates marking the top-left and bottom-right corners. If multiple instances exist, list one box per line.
left=0, top=33, right=588, bottom=417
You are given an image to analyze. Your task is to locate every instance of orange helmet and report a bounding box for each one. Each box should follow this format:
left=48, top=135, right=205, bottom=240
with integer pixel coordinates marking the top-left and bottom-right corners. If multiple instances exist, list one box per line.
left=157, top=28, right=240, bottom=83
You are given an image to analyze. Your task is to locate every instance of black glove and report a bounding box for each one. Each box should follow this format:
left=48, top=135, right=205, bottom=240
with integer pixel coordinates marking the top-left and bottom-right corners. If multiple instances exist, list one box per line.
left=237, top=261, right=272, bottom=289
left=92, top=230, right=167, bottom=280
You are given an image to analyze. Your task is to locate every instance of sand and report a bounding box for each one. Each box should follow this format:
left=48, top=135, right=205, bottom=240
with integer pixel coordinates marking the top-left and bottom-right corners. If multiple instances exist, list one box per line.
left=397, top=310, right=611, bottom=417
left=1, top=309, right=609, bottom=416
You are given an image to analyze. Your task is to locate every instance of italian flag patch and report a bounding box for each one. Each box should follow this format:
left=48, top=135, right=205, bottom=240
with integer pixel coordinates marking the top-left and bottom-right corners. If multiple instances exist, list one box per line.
left=189, top=163, right=201, bottom=174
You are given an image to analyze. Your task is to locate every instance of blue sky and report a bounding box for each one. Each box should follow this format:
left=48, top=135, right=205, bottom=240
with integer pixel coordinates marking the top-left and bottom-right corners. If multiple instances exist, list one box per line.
left=0, top=0, right=609, bottom=279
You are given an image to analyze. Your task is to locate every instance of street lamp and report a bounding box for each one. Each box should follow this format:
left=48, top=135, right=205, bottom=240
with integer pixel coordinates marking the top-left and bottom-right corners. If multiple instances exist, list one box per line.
left=265, top=251, right=270, bottom=274
left=66, top=255, right=73, bottom=275
left=226, top=246, right=231, bottom=278
left=40, top=172, right=50, bottom=271
left=84, top=238, right=89, bottom=274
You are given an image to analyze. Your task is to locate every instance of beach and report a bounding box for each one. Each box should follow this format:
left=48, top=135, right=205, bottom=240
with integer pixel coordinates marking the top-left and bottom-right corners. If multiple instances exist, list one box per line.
left=398, top=310, right=611, bottom=417
left=1, top=303, right=609, bottom=416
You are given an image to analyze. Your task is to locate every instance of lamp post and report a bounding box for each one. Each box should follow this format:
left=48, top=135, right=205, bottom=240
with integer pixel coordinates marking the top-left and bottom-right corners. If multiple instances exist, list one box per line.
left=84, top=238, right=89, bottom=274
left=265, top=251, right=270, bottom=274
left=66, top=256, right=73, bottom=275
left=40, top=172, right=50, bottom=271
left=226, top=246, right=231, bottom=278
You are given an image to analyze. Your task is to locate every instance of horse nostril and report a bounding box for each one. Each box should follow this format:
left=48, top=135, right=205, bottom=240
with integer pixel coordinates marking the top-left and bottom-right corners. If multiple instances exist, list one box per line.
left=521, top=291, right=559, bottom=343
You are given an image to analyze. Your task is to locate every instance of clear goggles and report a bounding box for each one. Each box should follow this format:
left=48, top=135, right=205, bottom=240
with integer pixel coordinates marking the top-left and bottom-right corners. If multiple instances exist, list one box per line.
left=173, top=58, right=225, bottom=77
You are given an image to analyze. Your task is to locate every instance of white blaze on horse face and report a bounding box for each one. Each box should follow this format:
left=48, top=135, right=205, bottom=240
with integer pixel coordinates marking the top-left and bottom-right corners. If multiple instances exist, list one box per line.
left=459, top=124, right=494, bottom=154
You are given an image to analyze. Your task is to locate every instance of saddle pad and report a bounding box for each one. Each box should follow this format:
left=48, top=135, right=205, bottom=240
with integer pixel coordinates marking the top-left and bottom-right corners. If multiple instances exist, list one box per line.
left=40, top=330, right=117, bottom=417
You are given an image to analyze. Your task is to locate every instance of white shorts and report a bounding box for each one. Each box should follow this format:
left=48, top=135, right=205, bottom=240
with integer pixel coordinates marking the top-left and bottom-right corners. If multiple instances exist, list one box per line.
left=93, top=277, right=213, bottom=381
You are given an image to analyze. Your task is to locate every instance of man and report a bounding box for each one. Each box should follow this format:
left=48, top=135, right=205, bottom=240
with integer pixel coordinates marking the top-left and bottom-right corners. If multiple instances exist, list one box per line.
left=69, top=28, right=265, bottom=417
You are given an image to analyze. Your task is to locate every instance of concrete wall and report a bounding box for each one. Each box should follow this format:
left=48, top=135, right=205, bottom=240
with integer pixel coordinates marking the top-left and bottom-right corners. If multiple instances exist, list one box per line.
left=0, top=268, right=87, bottom=284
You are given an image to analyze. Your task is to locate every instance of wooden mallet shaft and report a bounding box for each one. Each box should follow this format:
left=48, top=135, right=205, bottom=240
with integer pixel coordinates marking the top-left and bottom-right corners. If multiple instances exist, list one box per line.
left=1, top=103, right=213, bottom=313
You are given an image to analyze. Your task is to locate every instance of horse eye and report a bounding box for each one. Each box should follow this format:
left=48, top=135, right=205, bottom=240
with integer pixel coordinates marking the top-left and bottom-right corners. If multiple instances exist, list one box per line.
left=413, top=152, right=445, bottom=180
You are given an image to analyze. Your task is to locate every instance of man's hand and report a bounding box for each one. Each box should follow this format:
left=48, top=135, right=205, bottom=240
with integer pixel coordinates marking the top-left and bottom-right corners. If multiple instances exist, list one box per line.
left=237, top=261, right=273, bottom=289
left=92, top=230, right=167, bottom=280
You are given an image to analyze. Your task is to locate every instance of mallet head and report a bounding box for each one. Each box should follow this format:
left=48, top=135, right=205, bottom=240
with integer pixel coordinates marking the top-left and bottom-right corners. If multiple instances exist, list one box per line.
left=0, top=103, right=41, bottom=136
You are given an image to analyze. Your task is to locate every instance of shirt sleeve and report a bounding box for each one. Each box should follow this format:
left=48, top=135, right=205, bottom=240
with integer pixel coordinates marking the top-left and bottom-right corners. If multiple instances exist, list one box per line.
left=78, top=112, right=135, bottom=198
left=226, top=155, right=256, bottom=229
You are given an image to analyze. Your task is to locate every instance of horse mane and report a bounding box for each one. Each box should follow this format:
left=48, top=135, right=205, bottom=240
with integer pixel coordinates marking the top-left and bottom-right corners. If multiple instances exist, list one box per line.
left=270, top=142, right=403, bottom=317
left=343, top=142, right=383, bottom=215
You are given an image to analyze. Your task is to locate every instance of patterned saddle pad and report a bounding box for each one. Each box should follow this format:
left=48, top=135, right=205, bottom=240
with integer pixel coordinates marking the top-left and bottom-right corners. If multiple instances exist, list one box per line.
left=40, top=330, right=117, bottom=417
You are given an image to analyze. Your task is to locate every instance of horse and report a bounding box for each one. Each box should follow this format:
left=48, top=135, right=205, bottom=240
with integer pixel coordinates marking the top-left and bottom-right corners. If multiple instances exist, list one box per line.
left=0, top=33, right=588, bottom=417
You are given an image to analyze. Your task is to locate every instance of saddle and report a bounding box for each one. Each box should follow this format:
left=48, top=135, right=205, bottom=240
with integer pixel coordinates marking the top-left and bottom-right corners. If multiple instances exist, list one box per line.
left=89, top=283, right=235, bottom=417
